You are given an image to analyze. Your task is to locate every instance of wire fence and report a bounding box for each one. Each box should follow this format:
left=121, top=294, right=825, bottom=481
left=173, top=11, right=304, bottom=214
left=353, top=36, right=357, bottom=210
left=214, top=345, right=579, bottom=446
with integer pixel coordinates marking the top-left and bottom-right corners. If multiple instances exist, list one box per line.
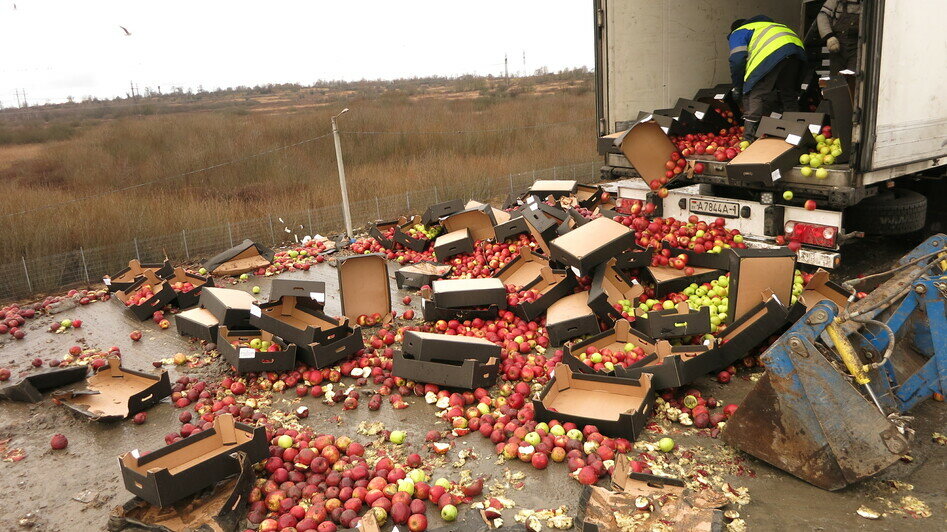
left=0, top=161, right=600, bottom=303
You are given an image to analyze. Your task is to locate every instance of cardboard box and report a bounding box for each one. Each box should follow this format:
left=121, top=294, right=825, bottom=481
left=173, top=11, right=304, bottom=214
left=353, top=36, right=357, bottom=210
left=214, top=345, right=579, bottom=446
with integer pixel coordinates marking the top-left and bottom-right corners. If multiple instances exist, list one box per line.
left=402, top=330, right=500, bottom=364
left=672, top=98, right=730, bottom=133
left=694, top=82, right=742, bottom=120
left=105, top=259, right=174, bottom=294
left=727, top=247, right=796, bottom=323
left=162, top=267, right=214, bottom=310
left=203, top=240, right=274, bottom=277
left=521, top=203, right=562, bottom=256
left=512, top=267, right=577, bottom=322
left=633, top=302, right=711, bottom=339
left=781, top=111, right=829, bottom=137
left=619, top=296, right=788, bottom=388
left=818, top=76, right=853, bottom=164
left=114, top=271, right=177, bottom=321
left=422, top=199, right=464, bottom=226
left=200, top=287, right=258, bottom=330
left=392, top=351, right=499, bottom=390
left=549, top=217, right=635, bottom=276
left=395, top=261, right=452, bottom=290
left=664, top=247, right=733, bottom=271
left=575, top=183, right=604, bottom=210
left=119, top=414, right=267, bottom=508
left=368, top=219, right=402, bottom=250
left=529, top=179, right=578, bottom=199
left=175, top=307, right=220, bottom=342
left=564, top=319, right=662, bottom=377
left=644, top=265, right=724, bottom=298
left=337, top=254, right=391, bottom=322
left=54, top=358, right=172, bottom=422
left=432, top=277, right=506, bottom=309
left=555, top=208, right=593, bottom=236
left=587, top=258, right=645, bottom=324
left=726, top=117, right=816, bottom=185
left=420, top=297, right=501, bottom=322
left=0, top=366, right=88, bottom=403
left=635, top=110, right=685, bottom=137
left=217, top=326, right=297, bottom=374
left=249, top=286, right=349, bottom=347
left=492, top=209, right=530, bottom=242
left=533, top=364, right=654, bottom=440
left=796, top=268, right=849, bottom=311
left=615, top=245, right=653, bottom=270
left=110, top=450, right=255, bottom=532
left=442, top=206, right=497, bottom=242
left=297, top=326, right=365, bottom=369
left=394, top=215, right=430, bottom=252
left=493, top=246, right=550, bottom=290
left=545, top=292, right=601, bottom=346
left=434, top=228, right=474, bottom=259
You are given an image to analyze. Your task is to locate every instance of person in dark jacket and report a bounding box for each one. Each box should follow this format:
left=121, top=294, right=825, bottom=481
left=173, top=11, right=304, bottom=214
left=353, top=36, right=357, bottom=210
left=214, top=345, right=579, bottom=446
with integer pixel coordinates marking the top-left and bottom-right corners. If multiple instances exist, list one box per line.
left=728, top=15, right=807, bottom=139
left=817, top=0, right=861, bottom=74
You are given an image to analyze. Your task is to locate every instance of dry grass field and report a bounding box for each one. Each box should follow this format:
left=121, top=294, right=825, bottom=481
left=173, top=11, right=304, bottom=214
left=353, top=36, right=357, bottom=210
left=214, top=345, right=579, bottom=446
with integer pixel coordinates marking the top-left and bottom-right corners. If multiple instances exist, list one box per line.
left=0, top=71, right=596, bottom=261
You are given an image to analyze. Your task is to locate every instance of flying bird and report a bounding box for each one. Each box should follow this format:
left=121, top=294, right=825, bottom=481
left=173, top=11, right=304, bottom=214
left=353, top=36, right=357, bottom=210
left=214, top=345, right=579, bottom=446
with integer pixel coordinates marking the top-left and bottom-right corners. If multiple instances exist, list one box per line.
left=120, top=26, right=131, bottom=36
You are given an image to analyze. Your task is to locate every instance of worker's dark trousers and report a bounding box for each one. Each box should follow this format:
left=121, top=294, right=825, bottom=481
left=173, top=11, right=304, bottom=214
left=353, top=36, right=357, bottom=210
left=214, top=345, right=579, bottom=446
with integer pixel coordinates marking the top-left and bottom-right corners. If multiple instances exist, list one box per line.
left=742, top=57, right=804, bottom=139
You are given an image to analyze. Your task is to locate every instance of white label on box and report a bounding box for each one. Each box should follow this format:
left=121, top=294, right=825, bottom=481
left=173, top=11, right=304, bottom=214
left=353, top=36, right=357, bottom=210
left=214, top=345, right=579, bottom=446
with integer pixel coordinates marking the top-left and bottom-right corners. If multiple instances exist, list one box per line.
left=714, top=93, right=725, bottom=100
left=103, top=277, right=111, bottom=286
left=840, top=69, right=855, bottom=76
left=250, top=304, right=261, bottom=318
left=661, top=126, right=669, bottom=134
left=694, top=111, right=705, bottom=120
left=131, top=449, right=141, bottom=459
left=822, top=59, right=830, bottom=66
left=239, top=347, right=256, bottom=359
left=571, top=266, right=582, bottom=276
left=529, top=203, right=539, bottom=211
left=809, top=124, right=821, bottom=134
left=801, top=84, right=809, bottom=91
left=770, top=112, right=782, bottom=119
left=786, top=134, right=802, bottom=146
left=771, top=169, right=782, bottom=182
left=310, top=292, right=325, bottom=303
left=639, top=114, right=653, bottom=124
left=526, top=195, right=536, bottom=204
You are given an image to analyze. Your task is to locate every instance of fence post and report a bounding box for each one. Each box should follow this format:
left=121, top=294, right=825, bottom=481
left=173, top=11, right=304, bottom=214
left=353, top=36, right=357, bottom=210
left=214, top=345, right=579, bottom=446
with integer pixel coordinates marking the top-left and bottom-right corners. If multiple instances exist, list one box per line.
left=182, top=230, right=189, bottom=259
left=375, top=197, right=381, bottom=220
left=573, top=164, right=576, bottom=180
left=434, top=186, right=439, bottom=203
left=307, top=210, right=314, bottom=235
left=134, top=238, right=141, bottom=261
left=79, top=247, right=90, bottom=283
left=21, top=257, right=32, bottom=293
left=509, top=173, right=514, bottom=193
left=227, top=222, right=234, bottom=247
left=553, top=166, right=558, bottom=179
left=268, top=215, right=277, bottom=244
left=405, top=192, right=411, bottom=211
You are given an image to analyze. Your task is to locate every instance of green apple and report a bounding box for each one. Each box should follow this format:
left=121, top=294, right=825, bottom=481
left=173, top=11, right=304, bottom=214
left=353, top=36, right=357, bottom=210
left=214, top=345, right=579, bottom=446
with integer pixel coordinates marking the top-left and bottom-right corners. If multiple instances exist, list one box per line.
left=239, top=273, right=249, bottom=281
left=434, top=478, right=452, bottom=490
left=800, top=167, right=814, bottom=177
left=249, top=338, right=262, bottom=349
left=536, top=422, right=549, bottom=434
left=389, top=430, right=406, bottom=444
left=662, top=300, right=675, bottom=310
left=590, top=352, right=602, bottom=363
left=277, top=435, right=294, bottom=449
left=658, top=437, right=675, bottom=452
left=525, top=432, right=541, bottom=446
left=441, top=504, right=458, bottom=522
left=409, top=468, right=427, bottom=483
left=566, top=429, right=584, bottom=441
left=782, top=190, right=794, bottom=201
left=252, top=286, right=261, bottom=294
left=397, top=478, right=415, bottom=495
left=815, top=134, right=826, bottom=143
left=198, top=267, right=208, bottom=275
left=815, top=168, right=829, bottom=179
left=823, top=154, right=835, bottom=165
left=798, top=154, right=810, bottom=165
left=733, top=234, right=744, bottom=243
left=550, top=424, right=566, bottom=436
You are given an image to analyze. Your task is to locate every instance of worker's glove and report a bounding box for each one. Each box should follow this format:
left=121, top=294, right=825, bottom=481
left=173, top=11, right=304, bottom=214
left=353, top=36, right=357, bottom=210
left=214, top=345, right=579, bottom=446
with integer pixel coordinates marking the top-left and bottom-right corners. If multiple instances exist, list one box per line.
left=827, top=36, right=841, bottom=53
left=729, top=87, right=743, bottom=102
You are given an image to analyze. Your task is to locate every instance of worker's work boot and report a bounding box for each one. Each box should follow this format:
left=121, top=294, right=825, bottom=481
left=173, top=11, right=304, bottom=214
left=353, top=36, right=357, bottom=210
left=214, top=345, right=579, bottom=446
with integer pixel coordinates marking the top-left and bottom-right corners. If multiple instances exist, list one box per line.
left=743, top=119, right=759, bottom=142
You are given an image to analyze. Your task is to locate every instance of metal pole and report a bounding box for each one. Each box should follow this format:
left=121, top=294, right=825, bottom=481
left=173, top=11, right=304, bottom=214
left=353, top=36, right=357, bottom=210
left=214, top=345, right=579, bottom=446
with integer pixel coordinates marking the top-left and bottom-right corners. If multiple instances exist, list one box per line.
left=553, top=166, right=557, bottom=179
left=573, top=165, right=576, bottom=180
left=21, top=257, right=32, bottom=292
left=182, top=230, right=189, bottom=259
left=331, top=110, right=354, bottom=238
left=434, top=186, right=439, bottom=203
left=134, top=238, right=141, bottom=261
left=307, top=210, right=314, bottom=235
left=79, top=247, right=90, bottom=283
left=406, top=192, right=411, bottom=210
left=268, top=214, right=277, bottom=244
left=509, top=173, right=514, bottom=192
left=227, top=222, right=234, bottom=247
left=375, top=197, right=381, bottom=220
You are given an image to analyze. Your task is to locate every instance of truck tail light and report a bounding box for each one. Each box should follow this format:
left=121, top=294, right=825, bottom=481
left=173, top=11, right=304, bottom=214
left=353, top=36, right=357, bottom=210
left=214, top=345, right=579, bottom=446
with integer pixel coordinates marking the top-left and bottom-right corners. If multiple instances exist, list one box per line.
left=784, top=221, right=838, bottom=249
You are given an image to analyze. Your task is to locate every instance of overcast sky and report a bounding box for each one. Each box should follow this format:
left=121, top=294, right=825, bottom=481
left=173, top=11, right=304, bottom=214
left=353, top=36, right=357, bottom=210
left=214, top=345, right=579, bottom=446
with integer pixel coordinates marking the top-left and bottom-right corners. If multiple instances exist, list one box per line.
left=0, top=1, right=593, bottom=106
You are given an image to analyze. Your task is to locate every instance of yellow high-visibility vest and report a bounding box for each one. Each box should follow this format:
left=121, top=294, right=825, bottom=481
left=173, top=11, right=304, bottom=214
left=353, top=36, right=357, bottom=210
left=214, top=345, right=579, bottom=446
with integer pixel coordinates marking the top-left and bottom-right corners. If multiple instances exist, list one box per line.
left=737, top=22, right=804, bottom=81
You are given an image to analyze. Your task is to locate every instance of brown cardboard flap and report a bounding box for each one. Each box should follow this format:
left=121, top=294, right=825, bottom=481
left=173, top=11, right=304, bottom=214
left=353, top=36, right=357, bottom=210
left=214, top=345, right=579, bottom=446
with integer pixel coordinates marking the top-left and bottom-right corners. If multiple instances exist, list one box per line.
left=261, top=301, right=338, bottom=329
left=800, top=269, right=850, bottom=310
left=601, top=258, right=644, bottom=303
left=544, top=365, right=650, bottom=421
left=551, top=217, right=630, bottom=259
left=495, top=247, right=548, bottom=289
left=200, top=287, right=255, bottom=311
left=122, top=415, right=254, bottom=477
left=730, top=137, right=793, bottom=163
left=729, top=249, right=796, bottom=322
left=443, top=209, right=495, bottom=241
left=617, top=121, right=678, bottom=184
left=211, top=247, right=270, bottom=276
left=647, top=265, right=717, bottom=282
left=547, top=292, right=595, bottom=323
left=436, top=228, right=471, bottom=245
left=530, top=179, right=578, bottom=196
left=398, top=262, right=451, bottom=276
left=338, top=255, right=391, bottom=320
left=56, top=358, right=167, bottom=419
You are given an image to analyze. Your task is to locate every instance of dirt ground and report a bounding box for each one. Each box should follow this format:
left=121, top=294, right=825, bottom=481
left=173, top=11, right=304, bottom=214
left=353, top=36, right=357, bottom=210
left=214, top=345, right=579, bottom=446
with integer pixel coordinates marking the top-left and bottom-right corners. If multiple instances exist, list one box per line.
left=0, top=242, right=943, bottom=531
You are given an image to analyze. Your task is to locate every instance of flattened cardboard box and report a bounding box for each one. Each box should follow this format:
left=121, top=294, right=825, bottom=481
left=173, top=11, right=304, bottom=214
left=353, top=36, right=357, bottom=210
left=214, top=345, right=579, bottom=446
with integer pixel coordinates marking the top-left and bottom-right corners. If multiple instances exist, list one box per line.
left=109, top=451, right=254, bottom=532
left=549, top=217, right=635, bottom=276
left=512, top=267, right=577, bottom=322
left=53, top=358, right=171, bottom=422
left=529, top=179, right=577, bottom=199
left=217, top=326, right=297, bottom=374
left=119, top=414, right=268, bottom=508
left=403, top=330, right=500, bottom=364
left=432, top=277, right=507, bottom=309
left=174, top=307, right=220, bottom=343
left=337, top=254, right=391, bottom=322
left=395, top=261, right=451, bottom=290
left=545, top=292, right=601, bottom=347
left=533, top=364, right=654, bottom=441
left=727, top=247, right=796, bottom=323
left=726, top=117, right=816, bottom=185
left=393, top=351, right=499, bottom=390
left=113, top=271, right=177, bottom=321
left=619, top=296, right=788, bottom=389
left=422, top=199, right=464, bottom=226
left=587, top=258, right=645, bottom=325
left=434, top=228, right=474, bottom=259
left=644, top=265, right=723, bottom=298
left=203, top=239, right=274, bottom=277
left=105, top=259, right=174, bottom=294
left=0, top=366, right=87, bottom=403
left=162, top=267, right=214, bottom=310
left=633, top=302, right=711, bottom=339
left=493, top=246, right=550, bottom=290
left=200, top=287, right=257, bottom=329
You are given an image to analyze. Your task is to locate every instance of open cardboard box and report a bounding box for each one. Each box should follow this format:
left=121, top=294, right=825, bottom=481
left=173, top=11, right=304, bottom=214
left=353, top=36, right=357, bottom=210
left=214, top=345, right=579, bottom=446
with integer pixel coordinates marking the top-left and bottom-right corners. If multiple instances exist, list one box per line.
left=162, top=267, right=214, bottom=310
left=114, top=271, right=177, bottom=321
left=432, top=277, right=507, bottom=309
left=203, top=239, right=274, bottom=277
left=423, top=199, right=465, bottom=226
left=781, top=111, right=829, bottom=137
left=368, top=219, right=402, bottom=250
left=634, top=110, right=685, bottom=137
left=53, top=357, right=172, bottom=422
left=110, top=451, right=254, bottom=532
left=672, top=98, right=730, bottom=133
left=105, top=259, right=174, bottom=294
left=633, top=302, right=711, bottom=339
left=549, top=217, right=635, bottom=276
left=403, top=330, right=500, bottom=364
left=619, top=296, right=789, bottom=388
left=575, top=183, right=604, bottom=210
left=420, top=297, right=500, bottom=322
left=217, top=326, right=297, bottom=374
left=555, top=208, right=593, bottom=236
left=615, top=244, right=653, bottom=270
left=644, top=265, right=724, bottom=298
left=492, top=208, right=530, bottom=242
left=442, top=206, right=496, bottom=242
left=395, top=261, right=452, bottom=290
left=394, top=215, right=430, bottom=252
left=529, top=179, right=577, bottom=199
left=493, top=246, right=550, bottom=290
left=726, top=117, right=816, bottom=185
left=296, top=326, right=365, bottom=369
left=587, top=258, right=645, bottom=324
left=197, top=286, right=258, bottom=332
left=533, top=364, right=654, bottom=440
left=512, top=266, right=577, bottom=322
left=796, top=268, right=849, bottom=311
left=563, top=319, right=663, bottom=377
left=727, top=247, right=796, bottom=323
left=119, top=414, right=267, bottom=508
left=249, top=282, right=349, bottom=347
left=694, top=82, right=742, bottom=120
left=546, top=292, right=601, bottom=347
left=434, top=228, right=474, bottom=259
left=337, top=254, right=391, bottom=322
left=393, top=351, right=499, bottom=390
left=175, top=307, right=220, bottom=343
left=0, top=366, right=88, bottom=403
left=617, top=117, right=686, bottom=190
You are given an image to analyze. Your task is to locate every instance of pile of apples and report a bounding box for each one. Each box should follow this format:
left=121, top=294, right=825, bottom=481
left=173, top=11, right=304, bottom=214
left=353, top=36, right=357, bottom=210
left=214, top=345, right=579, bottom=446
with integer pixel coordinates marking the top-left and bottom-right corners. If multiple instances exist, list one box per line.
left=799, top=126, right=842, bottom=179
left=0, top=304, right=37, bottom=340
left=616, top=211, right=747, bottom=254
left=574, top=342, right=648, bottom=372
left=404, top=223, right=441, bottom=242
left=505, top=285, right=543, bottom=307
left=124, top=284, right=157, bottom=306
left=234, top=337, right=283, bottom=353
left=170, top=281, right=196, bottom=293
left=673, top=126, right=745, bottom=162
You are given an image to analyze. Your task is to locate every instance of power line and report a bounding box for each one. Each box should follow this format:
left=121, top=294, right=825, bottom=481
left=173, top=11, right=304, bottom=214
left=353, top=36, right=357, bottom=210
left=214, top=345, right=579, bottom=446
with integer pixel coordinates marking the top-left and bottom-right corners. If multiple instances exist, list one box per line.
left=340, top=119, right=595, bottom=136
left=3, top=131, right=334, bottom=219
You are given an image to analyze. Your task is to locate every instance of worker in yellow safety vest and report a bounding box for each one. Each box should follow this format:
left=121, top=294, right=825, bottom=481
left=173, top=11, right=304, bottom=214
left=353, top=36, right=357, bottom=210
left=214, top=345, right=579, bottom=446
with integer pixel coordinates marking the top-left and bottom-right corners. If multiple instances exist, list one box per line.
left=728, top=16, right=807, bottom=140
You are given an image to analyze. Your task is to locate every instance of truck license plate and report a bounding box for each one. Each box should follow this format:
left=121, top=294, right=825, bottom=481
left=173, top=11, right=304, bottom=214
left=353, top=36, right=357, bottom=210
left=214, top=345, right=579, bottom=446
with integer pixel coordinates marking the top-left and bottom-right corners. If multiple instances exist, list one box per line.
left=688, top=198, right=740, bottom=218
